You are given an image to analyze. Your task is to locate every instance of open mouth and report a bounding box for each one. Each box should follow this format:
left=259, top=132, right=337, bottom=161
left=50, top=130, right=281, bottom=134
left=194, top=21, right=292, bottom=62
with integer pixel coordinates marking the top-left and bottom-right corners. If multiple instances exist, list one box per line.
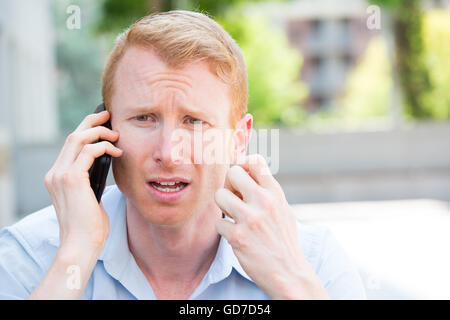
left=149, top=181, right=189, bottom=193
left=146, top=178, right=191, bottom=202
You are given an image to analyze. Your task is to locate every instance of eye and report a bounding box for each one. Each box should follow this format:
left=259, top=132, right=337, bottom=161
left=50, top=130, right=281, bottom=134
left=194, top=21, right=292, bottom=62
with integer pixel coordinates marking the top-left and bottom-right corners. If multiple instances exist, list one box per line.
left=185, top=116, right=204, bottom=125
left=135, top=114, right=155, bottom=122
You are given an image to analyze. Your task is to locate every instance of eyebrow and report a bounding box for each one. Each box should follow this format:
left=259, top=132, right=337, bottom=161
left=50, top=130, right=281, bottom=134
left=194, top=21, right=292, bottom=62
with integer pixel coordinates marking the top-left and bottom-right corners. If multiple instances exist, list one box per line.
left=126, top=103, right=215, bottom=121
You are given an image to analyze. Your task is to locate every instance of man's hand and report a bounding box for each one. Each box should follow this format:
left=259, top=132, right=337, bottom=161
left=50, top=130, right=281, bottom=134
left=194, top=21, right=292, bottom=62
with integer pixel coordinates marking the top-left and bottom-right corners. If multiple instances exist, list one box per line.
left=215, top=154, right=329, bottom=300
left=29, top=110, right=123, bottom=299
left=44, top=110, right=122, bottom=248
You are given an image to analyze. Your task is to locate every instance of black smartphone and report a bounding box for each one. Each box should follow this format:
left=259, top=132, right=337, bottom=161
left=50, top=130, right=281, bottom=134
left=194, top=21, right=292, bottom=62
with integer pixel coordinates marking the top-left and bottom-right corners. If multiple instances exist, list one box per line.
left=89, top=103, right=112, bottom=202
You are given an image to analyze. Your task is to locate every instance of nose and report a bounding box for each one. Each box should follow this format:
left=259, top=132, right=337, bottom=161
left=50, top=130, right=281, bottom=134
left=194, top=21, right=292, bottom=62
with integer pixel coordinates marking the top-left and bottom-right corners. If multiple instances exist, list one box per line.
left=153, top=121, right=184, bottom=168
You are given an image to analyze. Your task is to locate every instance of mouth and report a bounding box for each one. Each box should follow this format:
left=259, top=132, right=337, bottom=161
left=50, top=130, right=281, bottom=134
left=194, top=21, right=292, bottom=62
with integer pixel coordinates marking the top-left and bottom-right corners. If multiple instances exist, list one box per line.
left=146, top=178, right=191, bottom=202
left=149, top=181, right=189, bottom=193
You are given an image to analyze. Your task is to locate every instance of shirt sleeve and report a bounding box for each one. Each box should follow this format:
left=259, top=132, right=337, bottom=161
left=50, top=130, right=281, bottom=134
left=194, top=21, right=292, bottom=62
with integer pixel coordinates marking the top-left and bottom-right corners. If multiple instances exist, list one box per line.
left=0, top=228, right=44, bottom=299
left=315, top=228, right=367, bottom=300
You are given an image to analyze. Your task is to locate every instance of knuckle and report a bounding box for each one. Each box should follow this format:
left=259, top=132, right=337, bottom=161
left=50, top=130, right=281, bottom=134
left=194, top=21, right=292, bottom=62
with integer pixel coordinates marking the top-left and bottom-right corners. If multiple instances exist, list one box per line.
left=86, top=113, right=98, bottom=122
left=66, top=132, right=75, bottom=143
left=230, top=228, right=248, bottom=249
left=66, top=132, right=77, bottom=144
left=260, top=192, right=277, bottom=213
left=52, top=171, right=64, bottom=184
left=267, top=196, right=277, bottom=212
left=62, top=170, right=83, bottom=185
left=52, top=171, right=69, bottom=185
left=83, top=143, right=94, bottom=151
left=246, top=212, right=260, bottom=230
left=82, top=143, right=97, bottom=155
left=102, top=140, right=113, bottom=148
left=254, top=186, right=268, bottom=198
left=99, top=141, right=112, bottom=153
left=44, top=172, right=53, bottom=188
left=215, top=188, right=226, bottom=202
left=254, top=187, right=272, bottom=204
left=94, top=125, right=108, bottom=136
left=61, top=172, right=72, bottom=184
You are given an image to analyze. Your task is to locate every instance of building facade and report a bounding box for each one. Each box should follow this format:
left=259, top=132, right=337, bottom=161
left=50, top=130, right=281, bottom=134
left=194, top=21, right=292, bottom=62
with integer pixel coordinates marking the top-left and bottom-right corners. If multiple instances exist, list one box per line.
left=0, top=0, right=58, bottom=227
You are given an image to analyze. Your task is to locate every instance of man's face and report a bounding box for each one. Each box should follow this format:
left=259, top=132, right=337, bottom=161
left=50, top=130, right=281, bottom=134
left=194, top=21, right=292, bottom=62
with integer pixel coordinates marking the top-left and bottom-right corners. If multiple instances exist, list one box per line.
left=110, top=45, right=243, bottom=226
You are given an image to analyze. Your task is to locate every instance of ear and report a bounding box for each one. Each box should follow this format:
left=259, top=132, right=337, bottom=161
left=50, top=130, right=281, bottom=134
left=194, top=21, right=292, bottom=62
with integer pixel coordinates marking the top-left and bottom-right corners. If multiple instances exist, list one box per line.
left=230, top=114, right=253, bottom=165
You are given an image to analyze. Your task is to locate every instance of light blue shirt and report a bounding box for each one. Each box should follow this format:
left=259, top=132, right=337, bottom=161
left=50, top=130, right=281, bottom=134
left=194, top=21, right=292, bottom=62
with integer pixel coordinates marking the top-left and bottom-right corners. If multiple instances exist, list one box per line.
left=0, top=185, right=366, bottom=299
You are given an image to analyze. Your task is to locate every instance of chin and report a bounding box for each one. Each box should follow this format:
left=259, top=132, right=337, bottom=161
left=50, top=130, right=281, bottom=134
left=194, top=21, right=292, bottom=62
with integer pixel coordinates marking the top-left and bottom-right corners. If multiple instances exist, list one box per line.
left=137, top=199, right=195, bottom=227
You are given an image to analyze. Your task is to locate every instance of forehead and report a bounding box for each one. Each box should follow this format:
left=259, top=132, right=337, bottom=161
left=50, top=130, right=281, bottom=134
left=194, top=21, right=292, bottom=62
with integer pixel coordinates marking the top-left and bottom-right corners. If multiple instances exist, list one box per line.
left=112, top=45, right=231, bottom=118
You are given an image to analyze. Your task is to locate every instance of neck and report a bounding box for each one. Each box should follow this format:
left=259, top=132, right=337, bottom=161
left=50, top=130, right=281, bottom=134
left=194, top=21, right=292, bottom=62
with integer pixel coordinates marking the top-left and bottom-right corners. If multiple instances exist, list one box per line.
left=126, top=200, right=222, bottom=298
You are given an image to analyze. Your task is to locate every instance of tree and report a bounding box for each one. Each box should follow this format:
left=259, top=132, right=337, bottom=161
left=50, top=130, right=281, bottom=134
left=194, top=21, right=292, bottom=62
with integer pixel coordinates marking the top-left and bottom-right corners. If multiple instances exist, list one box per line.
left=97, top=0, right=284, bottom=33
left=369, top=0, right=433, bottom=119
left=339, top=7, right=450, bottom=123
left=218, top=9, right=307, bottom=126
left=96, top=0, right=306, bottom=126
left=53, top=0, right=105, bottom=134
left=421, top=9, right=450, bottom=119
left=340, top=36, right=392, bottom=120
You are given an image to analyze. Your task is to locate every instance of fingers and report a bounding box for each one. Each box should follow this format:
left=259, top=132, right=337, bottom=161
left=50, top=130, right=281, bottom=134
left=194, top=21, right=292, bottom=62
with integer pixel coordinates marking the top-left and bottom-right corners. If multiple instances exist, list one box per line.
left=215, top=188, right=246, bottom=222
left=238, top=154, right=282, bottom=195
left=215, top=217, right=235, bottom=241
left=225, top=165, right=259, bottom=202
left=46, top=111, right=122, bottom=198
left=72, top=141, right=123, bottom=173
left=216, top=218, right=252, bottom=250
left=56, top=124, right=120, bottom=171
left=74, top=110, right=111, bottom=132
left=224, top=171, right=243, bottom=200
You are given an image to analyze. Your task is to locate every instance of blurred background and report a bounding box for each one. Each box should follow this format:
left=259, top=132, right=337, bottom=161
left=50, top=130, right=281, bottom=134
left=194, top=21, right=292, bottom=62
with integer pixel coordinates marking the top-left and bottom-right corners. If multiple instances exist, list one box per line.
left=1, top=0, right=449, bottom=299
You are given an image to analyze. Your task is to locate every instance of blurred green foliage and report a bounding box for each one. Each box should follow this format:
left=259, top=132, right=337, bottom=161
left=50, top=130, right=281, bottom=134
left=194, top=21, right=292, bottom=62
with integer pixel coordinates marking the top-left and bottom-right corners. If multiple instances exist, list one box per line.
left=53, top=0, right=105, bottom=134
left=369, top=0, right=402, bottom=10
left=339, top=9, right=450, bottom=123
left=96, top=0, right=151, bottom=33
left=95, top=0, right=305, bottom=127
left=97, top=0, right=286, bottom=32
left=370, top=0, right=434, bottom=119
left=421, top=10, right=450, bottom=119
left=218, top=9, right=307, bottom=127
left=340, top=36, right=392, bottom=119
left=54, top=0, right=450, bottom=134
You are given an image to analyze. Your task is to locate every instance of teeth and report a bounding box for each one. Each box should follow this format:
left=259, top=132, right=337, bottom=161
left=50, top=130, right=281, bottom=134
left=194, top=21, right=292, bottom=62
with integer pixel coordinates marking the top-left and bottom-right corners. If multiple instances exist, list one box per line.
left=159, top=181, right=178, bottom=186
left=151, top=183, right=186, bottom=192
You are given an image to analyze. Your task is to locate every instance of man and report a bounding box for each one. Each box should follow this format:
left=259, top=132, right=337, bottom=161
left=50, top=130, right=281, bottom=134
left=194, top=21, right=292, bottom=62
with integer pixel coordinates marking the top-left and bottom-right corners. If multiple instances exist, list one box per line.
left=0, top=10, right=366, bottom=299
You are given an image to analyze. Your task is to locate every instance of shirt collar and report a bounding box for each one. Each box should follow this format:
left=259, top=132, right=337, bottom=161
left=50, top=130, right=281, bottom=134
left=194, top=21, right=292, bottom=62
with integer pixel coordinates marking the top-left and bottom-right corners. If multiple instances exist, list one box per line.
left=98, top=185, right=156, bottom=299
left=41, top=186, right=127, bottom=251
left=99, top=185, right=254, bottom=299
left=98, top=185, right=127, bottom=264
left=208, top=234, right=253, bottom=283
left=187, top=232, right=254, bottom=299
